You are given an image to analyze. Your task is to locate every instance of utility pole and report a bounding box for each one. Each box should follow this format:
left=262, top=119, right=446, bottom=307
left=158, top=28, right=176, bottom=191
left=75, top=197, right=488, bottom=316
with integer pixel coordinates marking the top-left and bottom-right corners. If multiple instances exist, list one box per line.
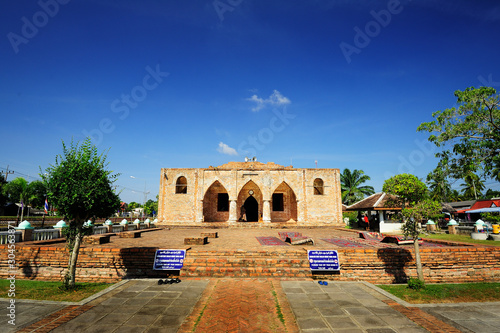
left=1, top=165, right=14, bottom=181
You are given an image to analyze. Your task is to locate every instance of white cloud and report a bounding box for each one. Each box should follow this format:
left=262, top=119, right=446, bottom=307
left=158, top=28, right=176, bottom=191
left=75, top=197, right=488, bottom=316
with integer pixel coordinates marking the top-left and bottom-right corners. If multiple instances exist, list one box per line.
left=247, top=90, right=291, bottom=112
left=217, top=142, right=238, bottom=156
left=247, top=94, right=265, bottom=112
left=269, top=90, right=291, bottom=106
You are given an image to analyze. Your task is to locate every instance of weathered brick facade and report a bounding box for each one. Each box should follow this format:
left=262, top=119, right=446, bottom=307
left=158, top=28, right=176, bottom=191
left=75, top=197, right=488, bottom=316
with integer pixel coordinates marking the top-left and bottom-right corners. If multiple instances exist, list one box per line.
left=158, top=161, right=343, bottom=225
left=2, top=244, right=499, bottom=284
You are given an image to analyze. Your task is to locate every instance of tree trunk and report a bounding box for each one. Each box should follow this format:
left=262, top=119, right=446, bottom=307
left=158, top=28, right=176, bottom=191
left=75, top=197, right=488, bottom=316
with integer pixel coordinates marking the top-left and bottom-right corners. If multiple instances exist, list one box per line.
left=67, top=230, right=83, bottom=288
left=414, top=239, right=424, bottom=282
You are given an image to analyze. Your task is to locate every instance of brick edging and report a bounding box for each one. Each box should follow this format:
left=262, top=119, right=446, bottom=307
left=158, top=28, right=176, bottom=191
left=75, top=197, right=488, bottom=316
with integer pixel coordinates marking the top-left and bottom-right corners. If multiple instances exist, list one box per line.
left=178, top=279, right=218, bottom=332
left=383, top=300, right=463, bottom=333
left=16, top=305, right=94, bottom=333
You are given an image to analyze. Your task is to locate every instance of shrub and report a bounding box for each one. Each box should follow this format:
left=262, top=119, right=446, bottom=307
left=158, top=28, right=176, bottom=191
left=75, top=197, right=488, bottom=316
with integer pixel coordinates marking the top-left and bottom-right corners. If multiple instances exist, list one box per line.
left=407, top=277, right=425, bottom=291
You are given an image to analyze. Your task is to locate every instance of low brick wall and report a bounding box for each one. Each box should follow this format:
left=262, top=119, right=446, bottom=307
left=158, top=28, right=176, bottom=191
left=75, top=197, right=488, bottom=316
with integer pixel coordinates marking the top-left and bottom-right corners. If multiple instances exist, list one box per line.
left=184, top=237, right=208, bottom=245
left=1, top=244, right=499, bottom=284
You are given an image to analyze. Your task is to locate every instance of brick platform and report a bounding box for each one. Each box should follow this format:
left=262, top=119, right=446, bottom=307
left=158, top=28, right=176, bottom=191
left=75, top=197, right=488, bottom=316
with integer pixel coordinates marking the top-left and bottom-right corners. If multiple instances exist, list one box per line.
left=200, top=232, right=218, bottom=238
left=1, top=227, right=500, bottom=283
left=83, top=234, right=111, bottom=245
left=118, top=230, right=142, bottom=238
left=184, top=236, right=208, bottom=245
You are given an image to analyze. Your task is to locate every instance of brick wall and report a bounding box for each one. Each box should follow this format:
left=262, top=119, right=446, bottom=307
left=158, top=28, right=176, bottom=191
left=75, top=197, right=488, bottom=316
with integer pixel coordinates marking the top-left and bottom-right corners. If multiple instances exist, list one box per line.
left=1, top=244, right=499, bottom=284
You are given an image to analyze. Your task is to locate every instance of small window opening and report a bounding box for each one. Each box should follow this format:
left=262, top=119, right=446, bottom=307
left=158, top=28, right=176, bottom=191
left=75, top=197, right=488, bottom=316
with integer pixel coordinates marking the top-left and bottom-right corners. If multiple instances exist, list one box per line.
left=176, top=176, right=188, bottom=194
left=313, top=178, right=324, bottom=195
left=217, top=193, right=229, bottom=211
left=272, top=193, right=284, bottom=211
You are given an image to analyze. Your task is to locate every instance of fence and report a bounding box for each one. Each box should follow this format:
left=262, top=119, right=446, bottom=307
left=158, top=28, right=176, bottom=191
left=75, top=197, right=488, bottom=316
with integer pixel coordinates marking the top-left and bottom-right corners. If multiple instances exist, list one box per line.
left=0, top=231, right=22, bottom=244
left=33, top=229, right=61, bottom=241
left=112, top=225, right=124, bottom=233
left=93, top=226, right=108, bottom=235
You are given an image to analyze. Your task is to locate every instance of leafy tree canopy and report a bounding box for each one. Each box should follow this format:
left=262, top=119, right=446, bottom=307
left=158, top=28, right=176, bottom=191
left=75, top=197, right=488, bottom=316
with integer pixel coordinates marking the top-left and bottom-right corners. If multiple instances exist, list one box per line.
left=26, top=180, right=47, bottom=209
left=128, top=201, right=141, bottom=210
left=382, top=174, right=427, bottom=209
left=340, top=168, right=375, bottom=205
left=460, top=172, right=485, bottom=200
left=3, top=177, right=28, bottom=204
left=402, top=199, right=443, bottom=239
left=41, top=139, right=120, bottom=222
left=144, top=199, right=158, bottom=216
left=426, top=166, right=452, bottom=202
left=484, top=189, right=500, bottom=199
left=417, top=86, right=500, bottom=180
left=0, top=174, right=7, bottom=207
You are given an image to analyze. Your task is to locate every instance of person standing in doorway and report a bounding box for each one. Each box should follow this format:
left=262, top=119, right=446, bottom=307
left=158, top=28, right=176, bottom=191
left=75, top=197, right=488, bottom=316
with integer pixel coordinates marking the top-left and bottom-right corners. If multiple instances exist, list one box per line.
left=363, top=214, right=369, bottom=231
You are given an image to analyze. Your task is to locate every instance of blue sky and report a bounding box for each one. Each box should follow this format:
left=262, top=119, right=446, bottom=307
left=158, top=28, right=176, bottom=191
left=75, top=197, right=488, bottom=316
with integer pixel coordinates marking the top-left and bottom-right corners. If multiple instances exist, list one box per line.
left=1, top=0, right=500, bottom=203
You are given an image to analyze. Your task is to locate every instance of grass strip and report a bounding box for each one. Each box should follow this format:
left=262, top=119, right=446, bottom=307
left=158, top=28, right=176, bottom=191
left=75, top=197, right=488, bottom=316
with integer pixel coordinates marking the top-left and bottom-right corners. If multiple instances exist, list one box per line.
left=271, top=290, right=286, bottom=326
left=191, top=279, right=218, bottom=332
left=421, top=232, right=500, bottom=246
left=0, top=279, right=111, bottom=302
left=378, top=282, right=500, bottom=304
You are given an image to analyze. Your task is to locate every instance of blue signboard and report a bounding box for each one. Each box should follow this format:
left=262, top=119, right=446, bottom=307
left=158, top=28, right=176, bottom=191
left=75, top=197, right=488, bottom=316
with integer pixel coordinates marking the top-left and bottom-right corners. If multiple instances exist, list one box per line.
left=153, top=249, right=186, bottom=270
left=308, top=250, right=340, bottom=271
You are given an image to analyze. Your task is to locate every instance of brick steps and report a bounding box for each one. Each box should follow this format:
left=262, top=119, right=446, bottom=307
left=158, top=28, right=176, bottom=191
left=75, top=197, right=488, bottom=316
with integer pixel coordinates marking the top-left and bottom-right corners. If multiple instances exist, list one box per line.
left=181, top=250, right=311, bottom=278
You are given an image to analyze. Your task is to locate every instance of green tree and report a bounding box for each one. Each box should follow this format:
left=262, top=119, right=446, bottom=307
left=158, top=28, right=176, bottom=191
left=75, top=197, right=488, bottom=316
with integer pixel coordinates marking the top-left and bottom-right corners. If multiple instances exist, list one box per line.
left=448, top=189, right=462, bottom=202
left=143, top=199, right=158, bottom=216
left=417, top=86, right=500, bottom=182
left=41, top=138, right=120, bottom=288
left=3, top=177, right=30, bottom=220
left=484, top=189, right=500, bottom=199
left=128, top=201, right=141, bottom=210
left=460, top=172, right=485, bottom=200
left=401, top=199, right=442, bottom=282
left=382, top=174, right=427, bottom=209
left=492, top=167, right=500, bottom=183
left=3, top=177, right=28, bottom=204
left=0, top=174, right=8, bottom=209
left=383, top=174, right=429, bottom=283
left=426, top=166, right=452, bottom=202
left=26, top=180, right=47, bottom=209
left=340, top=168, right=375, bottom=205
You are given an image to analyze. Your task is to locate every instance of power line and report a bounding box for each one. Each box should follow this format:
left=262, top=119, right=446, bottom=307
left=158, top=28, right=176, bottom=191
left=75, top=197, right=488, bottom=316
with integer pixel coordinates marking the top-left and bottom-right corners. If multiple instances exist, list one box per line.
left=1, top=166, right=148, bottom=193
left=0, top=165, right=14, bottom=181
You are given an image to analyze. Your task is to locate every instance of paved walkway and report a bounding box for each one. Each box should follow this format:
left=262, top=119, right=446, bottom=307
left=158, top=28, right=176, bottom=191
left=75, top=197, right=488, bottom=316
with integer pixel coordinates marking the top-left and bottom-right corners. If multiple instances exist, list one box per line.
left=4, top=278, right=500, bottom=333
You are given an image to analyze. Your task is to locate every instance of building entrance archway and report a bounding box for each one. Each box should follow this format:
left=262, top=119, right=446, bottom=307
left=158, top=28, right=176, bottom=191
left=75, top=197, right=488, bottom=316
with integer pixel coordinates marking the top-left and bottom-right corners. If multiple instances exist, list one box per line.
left=243, top=196, right=259, bottom=222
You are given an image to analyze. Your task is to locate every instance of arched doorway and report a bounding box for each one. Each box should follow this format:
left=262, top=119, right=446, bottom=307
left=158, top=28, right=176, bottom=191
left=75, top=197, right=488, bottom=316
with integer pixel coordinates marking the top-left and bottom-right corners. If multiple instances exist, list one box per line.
left=237, top=180, right=263, bottom=222
left=203, top=181, right=229, bottom=222
left=243, top=196, right=259, bottom=222
left=271, top=182, right=298, bottom=222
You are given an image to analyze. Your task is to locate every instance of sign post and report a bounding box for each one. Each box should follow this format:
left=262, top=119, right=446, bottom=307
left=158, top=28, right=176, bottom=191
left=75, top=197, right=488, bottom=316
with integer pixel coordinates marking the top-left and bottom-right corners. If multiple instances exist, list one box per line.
left=153, top=249, right=186, bottom=270
left=308, top=250, right=340, bottom=271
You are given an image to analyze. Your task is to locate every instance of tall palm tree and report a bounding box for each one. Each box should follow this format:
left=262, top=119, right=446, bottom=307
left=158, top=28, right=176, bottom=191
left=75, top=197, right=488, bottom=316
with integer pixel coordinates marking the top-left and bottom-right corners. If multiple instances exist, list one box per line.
left=340, top=168, right=375, bottom=205
left=491, top=167, right=500, bottom=183
left=426, top=167, right=452, bottom=202
left=460, top=172, right=485, bottom=200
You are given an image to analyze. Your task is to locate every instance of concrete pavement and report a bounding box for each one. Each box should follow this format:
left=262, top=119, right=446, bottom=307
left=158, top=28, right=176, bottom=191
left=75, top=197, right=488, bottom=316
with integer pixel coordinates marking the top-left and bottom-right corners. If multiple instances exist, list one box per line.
left=3, top=278, right=500, bottom=332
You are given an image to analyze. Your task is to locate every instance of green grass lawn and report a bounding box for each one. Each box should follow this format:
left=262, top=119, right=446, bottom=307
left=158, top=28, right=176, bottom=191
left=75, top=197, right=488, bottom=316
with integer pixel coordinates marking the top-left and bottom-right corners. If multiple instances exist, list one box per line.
left=0, top=279, right=111, bottom=302
left=378, top=282, right=500, bottom=304
left=421, top=232, right=500, bottom=246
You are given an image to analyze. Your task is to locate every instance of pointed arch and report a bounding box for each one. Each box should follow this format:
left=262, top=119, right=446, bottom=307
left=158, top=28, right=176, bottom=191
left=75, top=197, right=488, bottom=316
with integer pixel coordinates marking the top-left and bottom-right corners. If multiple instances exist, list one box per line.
left=237, top=180, right=263, bottom=222
left=203, top=180, right=229, bottom=222
left=271, top=181, right=297, bottom=222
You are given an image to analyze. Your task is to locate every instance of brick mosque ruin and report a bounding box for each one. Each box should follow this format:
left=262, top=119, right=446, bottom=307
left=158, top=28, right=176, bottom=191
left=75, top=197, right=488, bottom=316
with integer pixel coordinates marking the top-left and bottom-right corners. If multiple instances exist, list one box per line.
left=158, top=160, right=343, bottom=225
